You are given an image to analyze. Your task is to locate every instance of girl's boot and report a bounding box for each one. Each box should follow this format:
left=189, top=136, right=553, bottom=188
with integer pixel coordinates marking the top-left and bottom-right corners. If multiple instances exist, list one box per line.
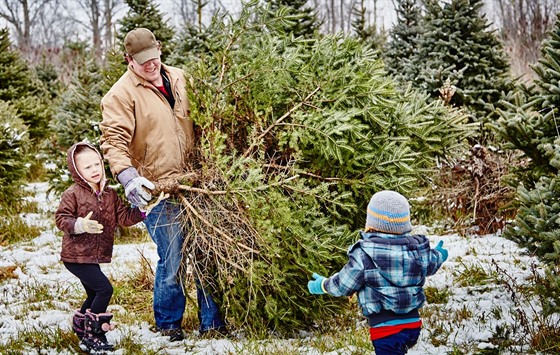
left=80, top=310, right=115, bottom=353
left=72, top=310, right=86, bottom=339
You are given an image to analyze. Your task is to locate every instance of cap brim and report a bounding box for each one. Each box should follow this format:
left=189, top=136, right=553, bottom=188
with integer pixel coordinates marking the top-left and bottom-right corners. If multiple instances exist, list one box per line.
left=132, top=47, right=159, bottom=65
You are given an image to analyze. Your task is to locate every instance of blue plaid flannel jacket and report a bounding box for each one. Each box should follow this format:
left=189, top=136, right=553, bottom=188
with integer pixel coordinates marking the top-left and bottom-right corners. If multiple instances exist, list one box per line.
left=323, top=231, right=445, bottom=317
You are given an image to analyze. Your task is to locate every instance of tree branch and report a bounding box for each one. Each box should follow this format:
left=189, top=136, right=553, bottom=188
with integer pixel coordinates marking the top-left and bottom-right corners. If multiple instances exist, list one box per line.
left=242, top=86, right=321, bottom=158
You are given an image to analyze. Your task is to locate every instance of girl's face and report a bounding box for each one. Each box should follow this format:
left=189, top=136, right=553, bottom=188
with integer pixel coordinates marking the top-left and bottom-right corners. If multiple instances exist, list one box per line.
left=131, top=55, right=162, bottom=84
left=75, top=149, right=103, bottom=185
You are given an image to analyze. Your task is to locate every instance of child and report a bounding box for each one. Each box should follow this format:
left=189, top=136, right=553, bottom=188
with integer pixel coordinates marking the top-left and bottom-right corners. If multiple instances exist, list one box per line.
left=307, top=190, right=448, bottom=355
left=55, top=142, right=163, bottom=353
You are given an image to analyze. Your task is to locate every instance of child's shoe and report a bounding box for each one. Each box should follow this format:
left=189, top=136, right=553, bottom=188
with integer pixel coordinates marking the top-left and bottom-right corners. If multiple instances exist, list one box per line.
left=80, top=310, right=115, bottom=353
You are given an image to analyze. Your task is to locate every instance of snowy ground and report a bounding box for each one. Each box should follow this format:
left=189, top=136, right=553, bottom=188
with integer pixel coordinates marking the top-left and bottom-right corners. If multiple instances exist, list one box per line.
left=0, top=182, right=549, bottom=354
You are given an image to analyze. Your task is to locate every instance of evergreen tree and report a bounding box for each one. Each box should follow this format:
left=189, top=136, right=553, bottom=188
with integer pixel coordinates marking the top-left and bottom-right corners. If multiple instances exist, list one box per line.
left=383, top=0, right=423, bottom=82
left=0, top=28, right=52, bottom=143
left=47, top=58, right=105, bottom=195
left=0, top=29, right=37, bottom=100
left=169, top=10, right=227, bottom=64
left=408, top=0, right=511, bottom=142
left=0, top=101, right=29, bottom=206
left=351, top=0, right=386, bottom=49
left=267, top=0, right=321, bottom=38
left=117, top=0, right=176, bottom=60
left=493, top=12, right=560, bottom=264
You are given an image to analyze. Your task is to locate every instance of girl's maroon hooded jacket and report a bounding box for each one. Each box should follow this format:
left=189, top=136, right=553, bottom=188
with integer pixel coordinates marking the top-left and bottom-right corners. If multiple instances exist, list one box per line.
left=55, top=142, right=144, bottom=264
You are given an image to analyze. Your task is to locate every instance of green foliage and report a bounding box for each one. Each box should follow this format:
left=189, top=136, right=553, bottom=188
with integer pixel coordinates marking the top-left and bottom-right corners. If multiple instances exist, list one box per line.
left=383, top=0, right=423, bottom=81
left=34, top=60, right=63, bottom=100
left=118, top=0, right=176, bottom=60
left=493, top=13, right=560, bottom=271
left=267, top=0, right=322, bottom=38
left=0, top=213, right=41, bottom=246
left=0, top=29, right=37, bottom=100
left=351, top=0, right=386, bottom=48
left=170, top=13, right=226, bottom=63
left=47, top=58, right=105, bottom=194
left=505, top=177, right=560, bottom=259
left=178, top=1, right=472, bottom=334
left=0, top=101, right=29, bottom=206
left=400, top=0, right=511, bottom=143
left=0, top=28, right=53, bottom=143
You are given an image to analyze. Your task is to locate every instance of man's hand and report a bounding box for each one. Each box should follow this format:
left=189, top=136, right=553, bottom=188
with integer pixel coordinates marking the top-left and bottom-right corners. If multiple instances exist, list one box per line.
left=75, top=211, right=103, bottom=234
left=117, top=167, right=155, bottom=208
left=140, top=191, right=169, bottom=215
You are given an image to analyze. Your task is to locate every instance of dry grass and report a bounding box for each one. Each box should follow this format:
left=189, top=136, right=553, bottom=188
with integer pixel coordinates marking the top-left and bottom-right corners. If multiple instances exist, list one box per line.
left=420, top=145, right=517, bottom=235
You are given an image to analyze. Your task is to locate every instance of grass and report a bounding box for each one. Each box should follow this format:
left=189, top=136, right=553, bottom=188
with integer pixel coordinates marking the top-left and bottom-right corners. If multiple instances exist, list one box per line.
left=0, top=265, right=18, bottom=283
left=115, top=224, right=151, bottom=245
left=0, top=210, right=42, bottom=246
left=0, top=326, right=82, bottom=353
left=453, top=261, right=494, bottom=287
left=425, top=285, right=451, bottom=304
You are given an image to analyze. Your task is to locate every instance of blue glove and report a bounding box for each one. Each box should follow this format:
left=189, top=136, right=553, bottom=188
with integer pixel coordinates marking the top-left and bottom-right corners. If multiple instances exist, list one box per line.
left=117, top=167, right=155, bottom=208
left=307, top=273, right=327, bottom=295
left=435, top=240, right=448, bottom=262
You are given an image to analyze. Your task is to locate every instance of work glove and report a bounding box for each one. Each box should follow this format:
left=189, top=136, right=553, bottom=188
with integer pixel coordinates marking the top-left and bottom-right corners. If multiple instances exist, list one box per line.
left=140, top=191, right=169, bottom=215
left=307, top=273, right=327, bottom=295
left=435, top=240, right=448, bottom=262
left=74, top=211, right=103, bottom=234
left=117, top=166, right=155, bottom=208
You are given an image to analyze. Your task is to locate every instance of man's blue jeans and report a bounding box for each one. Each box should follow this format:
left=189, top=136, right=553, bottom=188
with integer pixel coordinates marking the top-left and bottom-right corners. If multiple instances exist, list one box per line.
left=144, top=199, right=225, bottom=332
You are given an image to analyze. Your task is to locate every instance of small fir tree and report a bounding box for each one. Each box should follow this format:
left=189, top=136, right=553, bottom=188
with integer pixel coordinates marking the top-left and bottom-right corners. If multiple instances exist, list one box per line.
left=170, top=10, right=228, bottom=64
left=383, top=0, right=423, bottom=82
left=351, top=0, right=386, bottom=48
left=493, top=12, right=560, bottom=262
left=47, top=57, right=106, bottom=194
left=407, top=0, right=511, bottom=143
left=0, top=101, right=29, bottom=206
left=0, top=28, right=52, bottom=143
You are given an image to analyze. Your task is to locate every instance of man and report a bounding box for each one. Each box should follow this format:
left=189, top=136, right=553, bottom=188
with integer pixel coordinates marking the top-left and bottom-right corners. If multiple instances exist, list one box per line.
left=99, top=27, right=226, bottom=341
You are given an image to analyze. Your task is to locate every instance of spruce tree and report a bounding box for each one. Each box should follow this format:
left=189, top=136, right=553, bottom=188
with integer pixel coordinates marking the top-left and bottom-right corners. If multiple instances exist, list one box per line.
left=169, top=10, right=227, bottom=65
left=351, top=0, right=386, bottom=49
left=0, top=28, right=52, bottom=143
left=491, top=13, right=560, bottom=321
left=0, top=101, right=29, bottom=206
left=117, top=0, right=176, bottom=60
left=47, top=58, right=105, bottom=194
left=493, top=12, right=560, bottom=263
left=383, top=0, right=423, bottom=81
left=408, top=0, right=511, bottom=142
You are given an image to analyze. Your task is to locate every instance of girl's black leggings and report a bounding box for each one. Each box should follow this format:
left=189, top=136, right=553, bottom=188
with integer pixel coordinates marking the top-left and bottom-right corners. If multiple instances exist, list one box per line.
left=64, top=262, right=113, bottom=314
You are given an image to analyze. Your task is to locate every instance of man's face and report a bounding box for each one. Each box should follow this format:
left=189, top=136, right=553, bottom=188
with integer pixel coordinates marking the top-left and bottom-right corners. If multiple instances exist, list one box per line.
left=131, top=55, right=162, bottom=83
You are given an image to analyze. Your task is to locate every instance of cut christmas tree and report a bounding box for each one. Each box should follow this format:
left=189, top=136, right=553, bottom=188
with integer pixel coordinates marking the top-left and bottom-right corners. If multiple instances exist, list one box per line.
left=149, top=2, right=473, bottom=335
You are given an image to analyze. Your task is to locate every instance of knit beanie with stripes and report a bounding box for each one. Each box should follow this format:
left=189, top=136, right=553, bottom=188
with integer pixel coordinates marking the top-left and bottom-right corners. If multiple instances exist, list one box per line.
left=365, top=190, right=412, bottom=234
